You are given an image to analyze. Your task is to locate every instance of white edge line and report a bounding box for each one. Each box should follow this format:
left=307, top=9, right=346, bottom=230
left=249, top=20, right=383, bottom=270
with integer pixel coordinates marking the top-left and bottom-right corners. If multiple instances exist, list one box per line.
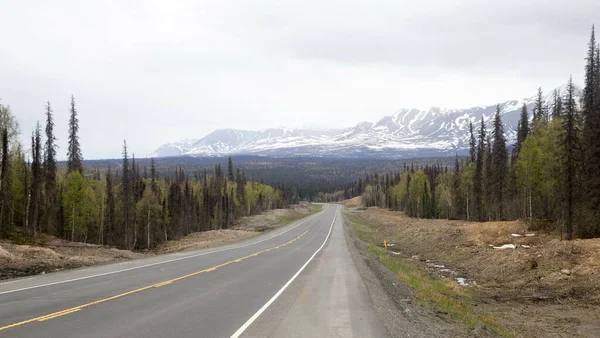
left=0, top=205, right=329, bottom=296
left=230, top=205, right=339, bottom=338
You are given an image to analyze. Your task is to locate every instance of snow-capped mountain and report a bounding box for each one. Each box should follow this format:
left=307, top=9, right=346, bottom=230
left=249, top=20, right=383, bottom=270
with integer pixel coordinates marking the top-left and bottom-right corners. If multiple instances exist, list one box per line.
left=151, top=138, right=199, bottom=158
left=150, top=86, right=581, bottom=159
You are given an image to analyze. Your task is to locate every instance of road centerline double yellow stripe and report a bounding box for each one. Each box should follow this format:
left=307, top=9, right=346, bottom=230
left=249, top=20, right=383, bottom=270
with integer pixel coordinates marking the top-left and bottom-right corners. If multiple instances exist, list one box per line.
left=0, top=229, right=311, bottom=332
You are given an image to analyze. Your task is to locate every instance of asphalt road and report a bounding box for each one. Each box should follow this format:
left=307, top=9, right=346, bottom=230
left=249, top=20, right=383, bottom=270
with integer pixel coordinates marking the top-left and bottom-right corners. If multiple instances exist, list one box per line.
left=0, top=204, right=388, bottom=338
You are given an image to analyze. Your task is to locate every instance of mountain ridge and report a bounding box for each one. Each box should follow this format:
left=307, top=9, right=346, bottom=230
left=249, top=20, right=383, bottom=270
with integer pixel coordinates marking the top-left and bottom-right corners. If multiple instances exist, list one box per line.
left=150, top=86, right=581, bottom=159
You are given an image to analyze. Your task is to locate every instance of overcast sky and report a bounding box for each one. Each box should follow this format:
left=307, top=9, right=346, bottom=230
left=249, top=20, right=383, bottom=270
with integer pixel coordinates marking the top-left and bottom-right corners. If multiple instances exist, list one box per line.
left=1, top=1, right=599, bottom=159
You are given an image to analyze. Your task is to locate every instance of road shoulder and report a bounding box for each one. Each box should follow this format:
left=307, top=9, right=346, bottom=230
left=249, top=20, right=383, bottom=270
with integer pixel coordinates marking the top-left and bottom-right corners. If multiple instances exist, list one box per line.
left=342, top=209, right=473, bottom=338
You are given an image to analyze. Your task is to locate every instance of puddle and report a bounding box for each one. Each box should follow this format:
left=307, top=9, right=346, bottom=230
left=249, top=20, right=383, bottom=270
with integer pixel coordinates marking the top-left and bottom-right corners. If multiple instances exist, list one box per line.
left=426, top=261, right=476, bottom=286
left=456, top=277, right=476, bottom=286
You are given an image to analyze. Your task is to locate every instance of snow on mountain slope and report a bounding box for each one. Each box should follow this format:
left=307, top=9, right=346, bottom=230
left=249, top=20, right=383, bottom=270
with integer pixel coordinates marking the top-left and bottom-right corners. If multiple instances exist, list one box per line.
left=149, top=138, right=199, bottom=158
left=150, top=86, right=581, bottom=159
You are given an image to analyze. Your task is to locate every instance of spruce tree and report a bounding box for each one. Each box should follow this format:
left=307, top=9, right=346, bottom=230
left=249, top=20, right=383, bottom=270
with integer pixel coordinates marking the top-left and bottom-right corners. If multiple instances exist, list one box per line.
left=582, top=25, right=600, bottom=237
left=236, top=169, right=246, bottom=216
left=44, top=102, right=58, bottom=234
left=150, top=158, right=158, bottom=194
left=491, top=105, right=508, bottom=220
left=469, top=121, right=476, bottom=163
left=583, top=26, right=597, bottom=120
left=121, top=140, right=132, bottom=248
left=28, top=123, right=42, bottom=242
left=454, top=154, right=460, bottom=172
left=105, top=167, right=115, bottom=246
left=0, top=128, right=9, bottom=235
left=473, top=117, right=486, bottom=221
left=0, top=129, right=7, bottom=187
left=227, top=157, right=234, bottom=182
left=484, top=135, right=493, bottom=220
left=562, top=77, right=580, bottom=240
left=67, top=95, right=83, bottom=174
left=552, top=89, right=562, bottom=118
left=131, top=154, right=141, bottom=203
left=514, top=104, right=529, bottom=158
left=596, top=44, right=600, bottom=108
left=533, top=87, right=546, bottom=122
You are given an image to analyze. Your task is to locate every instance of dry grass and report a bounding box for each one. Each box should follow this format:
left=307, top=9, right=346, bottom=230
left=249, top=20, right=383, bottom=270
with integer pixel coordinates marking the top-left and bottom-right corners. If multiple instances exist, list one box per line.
left=349, top=206, right=600, bottom=337
left=358, top=207, right=600, bottom=299
left=347, top=212, right=512, bottom=337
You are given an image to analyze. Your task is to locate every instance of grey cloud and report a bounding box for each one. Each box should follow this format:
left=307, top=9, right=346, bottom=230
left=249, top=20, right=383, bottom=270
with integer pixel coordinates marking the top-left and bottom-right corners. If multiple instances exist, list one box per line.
left=232, top=1, right=597, bottom=73
left=1, top=0, right=598, bottom=159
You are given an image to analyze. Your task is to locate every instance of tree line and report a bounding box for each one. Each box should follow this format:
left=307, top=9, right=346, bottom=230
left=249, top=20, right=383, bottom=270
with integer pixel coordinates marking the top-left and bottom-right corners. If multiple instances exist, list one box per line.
left=327, top=26, right=600, bottom=240
left=0, top=97, right=283, bottom=249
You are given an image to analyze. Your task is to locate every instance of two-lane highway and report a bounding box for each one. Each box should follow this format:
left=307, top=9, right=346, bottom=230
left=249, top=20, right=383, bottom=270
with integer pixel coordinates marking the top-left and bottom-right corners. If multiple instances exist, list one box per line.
left=0, top=204, right=388, bottom=337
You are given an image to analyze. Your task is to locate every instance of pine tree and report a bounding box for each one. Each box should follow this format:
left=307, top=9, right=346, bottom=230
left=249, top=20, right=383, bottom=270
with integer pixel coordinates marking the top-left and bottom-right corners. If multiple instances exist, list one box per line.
left=469, top=121, right=476, bottom=163
left=562, top=77, right=580, bottom=240
left=67, top=95, right=83, bottom=174
left=582, top=26, right=600, bottom=237
left=491, top=105, right=508, bottom=220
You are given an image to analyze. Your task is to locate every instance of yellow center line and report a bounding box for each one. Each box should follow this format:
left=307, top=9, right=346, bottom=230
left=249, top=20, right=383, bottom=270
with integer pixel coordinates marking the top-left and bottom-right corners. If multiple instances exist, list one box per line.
left=0, top=229, right=310, bottom=332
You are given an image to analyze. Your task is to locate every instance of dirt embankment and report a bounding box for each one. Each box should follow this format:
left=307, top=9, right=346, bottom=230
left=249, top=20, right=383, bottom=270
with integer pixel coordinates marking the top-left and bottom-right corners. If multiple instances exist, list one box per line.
left=158, top=204, right=319, bottom=253
left=0, top=237, right=143, bottom=280
left=347, top=202, right=600, bottom=337
left=340, top=196, right=364, bottom=208
left=0, top=204, right=320, bottom=280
